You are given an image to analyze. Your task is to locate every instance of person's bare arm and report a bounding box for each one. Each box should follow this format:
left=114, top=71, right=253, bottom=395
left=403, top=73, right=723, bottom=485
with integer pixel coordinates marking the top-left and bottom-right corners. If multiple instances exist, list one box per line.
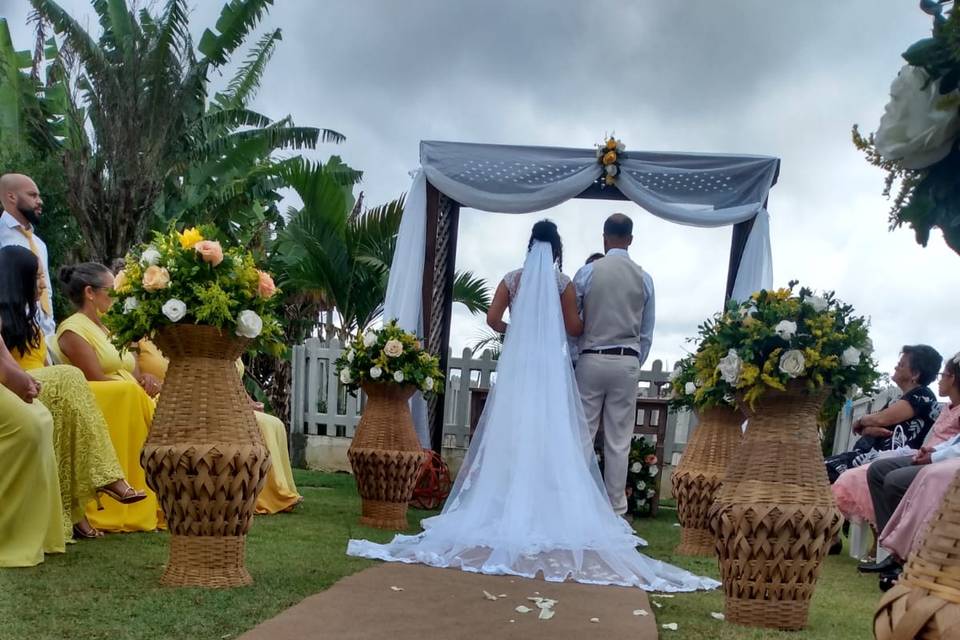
left=58, top=331, right=112, bottom=382
left=560, top=283, right=583, bottom=337
left=486, top=281, right=510, bottom=334
left=0, top=335, right=41, bottom=403
left=854, top=399, right=916, bottom=438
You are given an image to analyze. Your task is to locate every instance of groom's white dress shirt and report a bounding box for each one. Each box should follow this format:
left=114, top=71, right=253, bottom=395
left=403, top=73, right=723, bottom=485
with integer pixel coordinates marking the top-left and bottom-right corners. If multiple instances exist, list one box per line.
left=572, top=248, right=655, bottom=367
left=0, top=210, right=56, bottom=337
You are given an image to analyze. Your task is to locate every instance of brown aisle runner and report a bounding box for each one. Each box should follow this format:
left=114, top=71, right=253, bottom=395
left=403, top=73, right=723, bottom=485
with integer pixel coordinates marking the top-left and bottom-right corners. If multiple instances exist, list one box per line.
left=239, top=562, right=659, bottom=640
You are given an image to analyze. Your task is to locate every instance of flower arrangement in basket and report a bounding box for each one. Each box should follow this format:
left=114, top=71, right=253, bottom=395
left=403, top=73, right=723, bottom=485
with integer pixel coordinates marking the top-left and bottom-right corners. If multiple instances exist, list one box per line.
left=596, top=436, right=658, bottom=517
left=103, top=226, right=282, bottom=352
left=667, top=352, right=737, bottom=412
left=692, top=283, right=881, bottom=414
left=335, top=320, right=444, bottom=396
left=595, top=134, right=626, bottom=187
left=852, top=1, right=960, bottom=255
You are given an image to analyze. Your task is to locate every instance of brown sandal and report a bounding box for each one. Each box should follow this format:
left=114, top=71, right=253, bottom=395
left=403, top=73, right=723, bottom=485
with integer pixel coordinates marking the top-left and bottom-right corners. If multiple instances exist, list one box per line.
left=98, top=481, right=148, bottom=505
left=73, top=520, right=104, bottom=539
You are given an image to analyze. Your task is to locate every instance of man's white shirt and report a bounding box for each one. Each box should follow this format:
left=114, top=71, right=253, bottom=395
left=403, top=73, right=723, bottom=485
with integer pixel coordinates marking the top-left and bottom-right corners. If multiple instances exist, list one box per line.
left=0, top=210, right=56, bottom=337
left=572, top=248, right=655, bottom=367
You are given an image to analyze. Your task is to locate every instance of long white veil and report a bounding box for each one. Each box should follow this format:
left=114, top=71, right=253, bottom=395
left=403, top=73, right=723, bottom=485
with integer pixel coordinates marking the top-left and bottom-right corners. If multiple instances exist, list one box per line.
left=347, top=242, right=719, bottom=592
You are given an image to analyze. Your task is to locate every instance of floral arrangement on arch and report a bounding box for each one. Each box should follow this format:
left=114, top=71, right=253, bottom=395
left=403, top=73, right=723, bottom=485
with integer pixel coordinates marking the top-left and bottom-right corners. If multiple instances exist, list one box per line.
left=852, top=1, right=960, bottom=255
left=597, top=436, right=659, bottom=517
left=335, top=320, right=444, bottom=396
left=595, top=134, right=626, bottom=187
left=667, top=352, right=737, bottom=412
left=103, top=226, right=283, bottom=354
left=691, top=283, right=881, bottom=411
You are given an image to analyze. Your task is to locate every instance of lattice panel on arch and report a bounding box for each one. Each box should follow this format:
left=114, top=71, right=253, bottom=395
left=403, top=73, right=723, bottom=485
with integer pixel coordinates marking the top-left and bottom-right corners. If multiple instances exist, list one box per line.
left=426, top=193, right=457, bottom=440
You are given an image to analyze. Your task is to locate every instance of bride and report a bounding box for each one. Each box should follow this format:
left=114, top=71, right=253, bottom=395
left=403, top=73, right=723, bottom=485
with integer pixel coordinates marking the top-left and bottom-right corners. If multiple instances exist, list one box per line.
left=347, top=220, right=718, bottom=592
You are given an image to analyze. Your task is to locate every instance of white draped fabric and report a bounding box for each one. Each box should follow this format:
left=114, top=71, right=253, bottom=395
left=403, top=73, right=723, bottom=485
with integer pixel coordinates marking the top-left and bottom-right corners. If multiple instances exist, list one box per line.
left=349, top=243, right=720, bottom=592
left=383, top=141, right=780, bottom=445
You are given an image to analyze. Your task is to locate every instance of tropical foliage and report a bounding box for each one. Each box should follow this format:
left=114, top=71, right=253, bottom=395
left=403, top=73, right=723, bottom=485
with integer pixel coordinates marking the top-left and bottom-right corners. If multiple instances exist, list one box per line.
left=335, top=320, right=444, bottom=396
left=103, top=226, right=282, bottom=354
left=690, top=284, right=880, bottom=412
left=853, top=0, right=960, bottom=255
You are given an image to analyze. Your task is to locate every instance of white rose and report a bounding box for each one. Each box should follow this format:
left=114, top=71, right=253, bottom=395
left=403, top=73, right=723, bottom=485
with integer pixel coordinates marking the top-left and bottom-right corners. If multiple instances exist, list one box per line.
left=235, top=310, right=263, bottom=339
left=604, top=163, right=618, bottom=176
left=369, top=366, right=383, bottom=379
left=346, top=349, right=355, bottom=363
left=140, top=246, right=161, bottom=267
left=647, top=489, right=656, bottom=498
left=649, top=465, right=659, bottom=476
left=383, top=339, right=404, bottom=358
left=804, top=295, right=828, bottom=313
left=363, top=331, right=377, bottom=348
left=875, top=64, right=960, bottom=169
left=779, top=349, right=806, bottom=378
left=636, top=481, right=646, bottom=491
left=630, top=462, right=642, bottom=473
left=393, top=370, right=404, bottom=383
left=717, top=349, right=743, bottom=385
left=637, top=498, right=647, bottom=506
left=161, top=298, right=187, bottom=322
left=842, top=346, right=862, bottom=367
left=339, top=369, right=352, bottom=384
left=684, top=381, right=697, bottom=395
left=424, top=377, right=435, bottom=391
left=122, top=297, right=139, bottom=314
left=774, top=320, right=797, bottom=340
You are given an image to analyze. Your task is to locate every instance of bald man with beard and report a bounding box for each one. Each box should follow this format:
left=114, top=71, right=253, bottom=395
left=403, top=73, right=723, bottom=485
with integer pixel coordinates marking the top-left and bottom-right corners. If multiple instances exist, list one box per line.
left=0, top=174, right=55, bottom=338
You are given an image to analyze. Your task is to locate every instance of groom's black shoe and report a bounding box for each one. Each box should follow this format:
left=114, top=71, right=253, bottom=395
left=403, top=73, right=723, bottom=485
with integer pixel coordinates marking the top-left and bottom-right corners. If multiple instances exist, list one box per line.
left=858, top=556, right=898, bottom=573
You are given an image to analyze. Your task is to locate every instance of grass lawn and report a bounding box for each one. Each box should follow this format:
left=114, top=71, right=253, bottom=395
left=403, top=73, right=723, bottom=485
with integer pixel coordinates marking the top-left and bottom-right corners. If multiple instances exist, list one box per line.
left=0, top=469, right=880, bottom=640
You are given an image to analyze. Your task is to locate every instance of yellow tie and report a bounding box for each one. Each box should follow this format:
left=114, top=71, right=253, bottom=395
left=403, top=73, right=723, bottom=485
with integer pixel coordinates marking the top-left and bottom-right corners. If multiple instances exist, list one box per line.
left=17, top=226, right=52, bottom=316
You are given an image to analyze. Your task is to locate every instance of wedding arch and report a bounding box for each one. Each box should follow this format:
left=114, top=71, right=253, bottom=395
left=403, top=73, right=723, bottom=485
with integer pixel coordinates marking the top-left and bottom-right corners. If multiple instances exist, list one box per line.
left=382, top=140, right=781, bottom=451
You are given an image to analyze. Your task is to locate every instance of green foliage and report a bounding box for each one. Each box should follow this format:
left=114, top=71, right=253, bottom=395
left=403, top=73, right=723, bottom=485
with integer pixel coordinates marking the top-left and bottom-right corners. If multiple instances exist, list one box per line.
left=598, top=436, right=661, bottom=517
left=335, top=320, right=444, bottom=396
left=102, top=225, right=283, bottom=355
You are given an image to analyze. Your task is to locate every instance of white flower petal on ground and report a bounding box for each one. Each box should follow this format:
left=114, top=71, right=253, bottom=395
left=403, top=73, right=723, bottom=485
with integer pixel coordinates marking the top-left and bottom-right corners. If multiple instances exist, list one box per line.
left=633, top=609, right=649, bottom=616
left=652, top=594, right=674, bottom=598
left=539, top=609, right=555, bottom=620
left=661, top=623, right=679, bottom=631
left=482, top=590, right=498, bottom=601
left=589, top=617, right=600, bottom=623
left=389, top=586, right=403, bottom=591
left=710, top=612, right=725, bottom=620
left=515, top=606, right=532, bottom=614
left=652, top=602, right=663, bottom=609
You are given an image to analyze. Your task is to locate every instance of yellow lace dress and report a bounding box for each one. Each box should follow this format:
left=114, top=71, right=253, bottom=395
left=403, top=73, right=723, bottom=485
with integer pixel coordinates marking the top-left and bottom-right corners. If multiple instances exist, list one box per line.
left=137, top=339, right=302, bottom=514
left=13, top=336, right=125, bottom=540
left=55, top=314, right=161, bottom=532
left=0, top=382, right=65, bottom=566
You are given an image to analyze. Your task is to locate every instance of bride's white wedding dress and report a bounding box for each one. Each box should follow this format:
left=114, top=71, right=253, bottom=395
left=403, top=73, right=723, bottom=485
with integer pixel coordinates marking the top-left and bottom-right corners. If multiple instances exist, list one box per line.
left=347, top=242, right=719, bottom=592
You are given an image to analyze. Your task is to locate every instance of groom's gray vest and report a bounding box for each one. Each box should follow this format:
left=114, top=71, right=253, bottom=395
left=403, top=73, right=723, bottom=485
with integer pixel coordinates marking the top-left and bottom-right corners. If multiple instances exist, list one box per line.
left=580, top=253, right=646, bottom=352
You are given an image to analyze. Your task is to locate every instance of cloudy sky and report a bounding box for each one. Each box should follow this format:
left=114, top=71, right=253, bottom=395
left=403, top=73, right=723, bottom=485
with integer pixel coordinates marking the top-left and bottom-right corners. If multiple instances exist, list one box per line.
left=3, top=1, right=958, bottom=384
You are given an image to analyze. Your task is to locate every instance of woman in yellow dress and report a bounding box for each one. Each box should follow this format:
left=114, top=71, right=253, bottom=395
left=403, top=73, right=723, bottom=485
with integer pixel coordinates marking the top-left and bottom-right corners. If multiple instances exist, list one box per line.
left=0, top=323, right=64, bottom=567
left=0, top=247, right=146, bottom=540
left=55, top=262, right=161, bottom=532
left=136, top=339, right=303, bottom=514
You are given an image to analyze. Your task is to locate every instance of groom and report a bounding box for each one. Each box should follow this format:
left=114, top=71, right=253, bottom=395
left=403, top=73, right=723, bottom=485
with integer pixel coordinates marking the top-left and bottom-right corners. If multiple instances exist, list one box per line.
left=574, top=213, right=655, bottom=516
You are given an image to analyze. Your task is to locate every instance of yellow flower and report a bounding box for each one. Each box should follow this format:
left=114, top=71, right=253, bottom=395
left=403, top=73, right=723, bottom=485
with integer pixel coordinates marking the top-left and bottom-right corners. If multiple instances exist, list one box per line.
left=604, top=175, right=616, bottom=186
left=602, top=150, right=618, bottom=165
left=113, top=270, right=130, bottom=294
left=178, top=227, right=204, bottom=249
left=606, top=138, right=617, bottom=150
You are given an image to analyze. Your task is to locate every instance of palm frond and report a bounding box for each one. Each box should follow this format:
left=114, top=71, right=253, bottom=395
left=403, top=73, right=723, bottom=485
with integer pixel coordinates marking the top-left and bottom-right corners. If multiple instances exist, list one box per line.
left=453, top=270, right=492, bottom=315
left=215, top=28, right=280, bottom=110
left=30, top=0, right=109, bottom=77
left=197, top=0, right=274, bottom=67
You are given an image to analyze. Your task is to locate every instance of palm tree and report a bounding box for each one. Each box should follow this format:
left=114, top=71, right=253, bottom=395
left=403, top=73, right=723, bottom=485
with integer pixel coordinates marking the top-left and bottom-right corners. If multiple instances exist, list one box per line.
left=29, top=0, right=338, bottom=263
left=275, top=158, right=492, bottom=341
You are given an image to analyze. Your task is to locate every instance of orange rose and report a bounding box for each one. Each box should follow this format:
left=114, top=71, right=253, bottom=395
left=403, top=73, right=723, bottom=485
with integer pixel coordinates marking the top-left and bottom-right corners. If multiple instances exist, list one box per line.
left=605, top=138, right=617, bottom=150
left=194, top=240, right=224, bottom=266
left=142, top=265, right=171, bottom=292
left=602, top=150, right=617, bottom=165
left=257, top=270, right=276, bottom=299
left=113, top=270, right=129, bottom=293
left=644, top=454, right=658, bottom=466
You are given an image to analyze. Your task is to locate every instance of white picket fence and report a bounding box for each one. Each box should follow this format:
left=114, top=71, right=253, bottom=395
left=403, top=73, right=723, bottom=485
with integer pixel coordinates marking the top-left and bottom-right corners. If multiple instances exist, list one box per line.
left=289, top=338, right=681, bottom=453
left=830, top=387, right=902, bottom=456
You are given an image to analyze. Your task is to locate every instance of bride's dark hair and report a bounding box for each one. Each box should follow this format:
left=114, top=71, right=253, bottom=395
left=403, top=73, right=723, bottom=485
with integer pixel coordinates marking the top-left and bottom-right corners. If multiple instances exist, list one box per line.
left=528, top=219, right=563, bottom=271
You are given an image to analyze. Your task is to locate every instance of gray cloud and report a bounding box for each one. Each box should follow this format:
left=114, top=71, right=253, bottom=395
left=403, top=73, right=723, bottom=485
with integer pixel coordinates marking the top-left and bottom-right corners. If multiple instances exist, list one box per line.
left=5, top=1, right=958, bottom=383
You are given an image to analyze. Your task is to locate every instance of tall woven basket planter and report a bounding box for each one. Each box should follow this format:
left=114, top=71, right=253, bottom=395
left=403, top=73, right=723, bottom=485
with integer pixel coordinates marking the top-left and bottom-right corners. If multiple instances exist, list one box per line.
left=709, top=383, right=840, bottom=630
left=875, top=469, right=960, bottom=640
left=348, top=383, right=428, bottom=530
left=672, top=405, right=743, bottom=556
left=143, top=325, right=271, bottom=588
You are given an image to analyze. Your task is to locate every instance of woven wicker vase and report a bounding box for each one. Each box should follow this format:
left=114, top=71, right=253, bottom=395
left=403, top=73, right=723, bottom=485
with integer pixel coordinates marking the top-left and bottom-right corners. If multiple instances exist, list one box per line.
left=348, top=383, right=428, bottom=530
left=875, top=470, right=960, bottom=640
left=672, top=405, right=743, bottom=556
left=143, top=325, right=271, bottom=588
left=709, top=384, right=840, bottom=630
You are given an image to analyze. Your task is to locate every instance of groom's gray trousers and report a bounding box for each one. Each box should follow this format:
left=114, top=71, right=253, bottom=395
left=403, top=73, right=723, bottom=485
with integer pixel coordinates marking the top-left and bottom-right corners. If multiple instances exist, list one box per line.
left=575, top=353, right=641, bottom=515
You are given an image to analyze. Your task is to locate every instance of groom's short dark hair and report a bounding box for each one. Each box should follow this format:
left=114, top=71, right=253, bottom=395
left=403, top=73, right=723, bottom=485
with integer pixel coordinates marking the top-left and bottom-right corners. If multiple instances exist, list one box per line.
left=603, top=213, right=633, bottom=238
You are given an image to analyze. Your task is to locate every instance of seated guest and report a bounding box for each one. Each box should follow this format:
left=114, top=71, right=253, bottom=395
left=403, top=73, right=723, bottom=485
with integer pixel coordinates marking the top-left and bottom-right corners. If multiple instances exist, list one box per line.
left=869, top=353, right=960, bottom=590
left=0, top=323, right=65, bottom=567
left=55, top=262, right=161, bottom=532
left=826, top=345, right=941, bottom=484
left=134, top=339, right=303, bottom=514
left=0, top=246, right=145, bottom=540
